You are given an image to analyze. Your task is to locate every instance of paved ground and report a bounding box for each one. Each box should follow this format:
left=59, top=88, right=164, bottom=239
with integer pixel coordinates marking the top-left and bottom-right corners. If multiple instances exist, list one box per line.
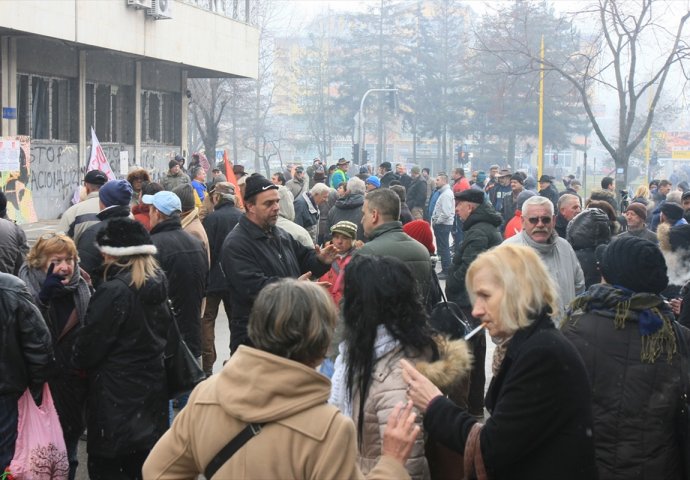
left=19, top=220, right=491, bottom=478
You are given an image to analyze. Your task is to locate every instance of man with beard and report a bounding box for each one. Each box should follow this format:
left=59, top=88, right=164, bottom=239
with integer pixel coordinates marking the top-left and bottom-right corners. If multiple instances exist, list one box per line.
left=221, top=175, right=337, bottom=353
left=504, top=195, right=584, bottom=314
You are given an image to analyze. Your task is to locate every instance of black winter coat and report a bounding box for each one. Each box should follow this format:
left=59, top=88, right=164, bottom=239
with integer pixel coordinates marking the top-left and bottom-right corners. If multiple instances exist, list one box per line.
left=562, top=284, right=687, bottom=480
left=566, top=208, right=611, bottom=288
left=327, top=193, right=365, bottom=242
left=73, top=269, right=170, bottom=457
left=446, top=202, right=502, bottom=308
left=77, top=205, right=131, bottom=278
left=406, top=177, right=428, bottom=211
left=424, top=312, right=597, bottom=479
left=0, top=273, right=53, bottom=396
left=221, top=216, right=330, bottom=353
left=380, top=171, right=398, bottom=189
left=294, top=193, right=319, bottom=231
left=539, top=184, right=560, bottom=209
left=202, top=201, right=242, bottom=294
left=150, top=217, right=208, bottom=358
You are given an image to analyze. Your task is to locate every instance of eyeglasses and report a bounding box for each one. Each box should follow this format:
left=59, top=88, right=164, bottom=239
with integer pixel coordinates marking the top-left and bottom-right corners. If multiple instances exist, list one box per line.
left=526, top=216, right=552, bottom=225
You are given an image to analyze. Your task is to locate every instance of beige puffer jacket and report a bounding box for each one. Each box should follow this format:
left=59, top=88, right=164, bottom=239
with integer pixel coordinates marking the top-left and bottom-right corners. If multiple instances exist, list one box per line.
left=354, top=337, right=473, bottom=480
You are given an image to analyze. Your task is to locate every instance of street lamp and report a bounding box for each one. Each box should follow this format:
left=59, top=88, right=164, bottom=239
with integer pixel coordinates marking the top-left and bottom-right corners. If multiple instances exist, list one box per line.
left=356, top=87, right=397, bottom=168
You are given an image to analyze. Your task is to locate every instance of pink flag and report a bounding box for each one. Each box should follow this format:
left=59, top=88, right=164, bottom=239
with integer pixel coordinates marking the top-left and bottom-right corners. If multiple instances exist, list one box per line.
left=87, top=127, right=116, bottom=180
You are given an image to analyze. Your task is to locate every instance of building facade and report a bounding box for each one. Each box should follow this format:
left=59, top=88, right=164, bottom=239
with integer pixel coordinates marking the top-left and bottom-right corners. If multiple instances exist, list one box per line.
left=0, top=0, right=258, bottom=221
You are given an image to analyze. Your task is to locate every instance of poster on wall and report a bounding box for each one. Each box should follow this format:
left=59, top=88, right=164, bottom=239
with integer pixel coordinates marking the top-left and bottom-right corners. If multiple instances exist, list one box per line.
left=0, top=135, right=38, bottom=224
left=0, top=139, right=20, bottom=171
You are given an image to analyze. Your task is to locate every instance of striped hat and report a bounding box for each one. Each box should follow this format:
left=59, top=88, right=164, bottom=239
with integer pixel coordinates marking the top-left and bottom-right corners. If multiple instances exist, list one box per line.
left=330, top=220, right=358, bottom=240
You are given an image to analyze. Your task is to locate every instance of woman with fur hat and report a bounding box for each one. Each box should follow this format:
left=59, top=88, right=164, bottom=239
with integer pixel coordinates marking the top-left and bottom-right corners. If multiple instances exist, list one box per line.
left=402, top=244, right=596, bottom=479
left=127, top=167, right=151, bottom=208
left=562, top=236, right=687, bottom=479
left=330, top=255, right=471, bottom=480
left=72, top=218, right=170, bottom=478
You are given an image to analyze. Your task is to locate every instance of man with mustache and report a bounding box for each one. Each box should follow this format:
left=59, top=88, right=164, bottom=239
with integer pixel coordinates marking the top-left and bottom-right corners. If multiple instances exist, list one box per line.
left=504, top=195, right=584, bottom=315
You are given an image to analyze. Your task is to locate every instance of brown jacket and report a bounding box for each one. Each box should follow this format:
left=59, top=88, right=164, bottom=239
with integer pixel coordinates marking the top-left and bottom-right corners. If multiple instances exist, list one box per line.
left=143, top=346, right=410, bottom=480
left=355, top=338, right=472, bottom=480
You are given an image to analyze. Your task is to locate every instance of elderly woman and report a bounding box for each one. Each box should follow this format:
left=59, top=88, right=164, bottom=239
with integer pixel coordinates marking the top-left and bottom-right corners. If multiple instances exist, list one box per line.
left=563, top=236, right=688, bottom=479
left=402, top=244, right=597, bottom=479
left=330, top=255, right=470, bottom=480
left=143, top=279, right=419, bottom=478
left=18, top=232, right=91, bottom=479
left=72, top=218, right=170, bottom=478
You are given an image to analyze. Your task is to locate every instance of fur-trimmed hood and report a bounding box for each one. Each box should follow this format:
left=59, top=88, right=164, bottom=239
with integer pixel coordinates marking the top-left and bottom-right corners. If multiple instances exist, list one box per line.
left=657, top=222, right=690, bottom=286
left=416, top=337, right=473, bottom=390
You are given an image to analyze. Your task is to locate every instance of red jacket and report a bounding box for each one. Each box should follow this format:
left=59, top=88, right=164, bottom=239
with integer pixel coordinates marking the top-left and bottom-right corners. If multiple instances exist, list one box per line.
left=319, top=251, right=354, bottom=306
left=504, top=210, right=523, bottom=239
left=452, top=177, right=470, bottom=193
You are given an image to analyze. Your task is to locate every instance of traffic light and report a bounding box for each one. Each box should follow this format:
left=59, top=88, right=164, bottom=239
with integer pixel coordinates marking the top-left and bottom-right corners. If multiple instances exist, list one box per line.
left=352, top=143, right=359, bottom=164
left=386, top=86, right=397, bottom=113
left=362, top=150, right=369, bottom=164
left=552, top=152, right=558, bottom=165
left=651, top=151, right=658, bottom=166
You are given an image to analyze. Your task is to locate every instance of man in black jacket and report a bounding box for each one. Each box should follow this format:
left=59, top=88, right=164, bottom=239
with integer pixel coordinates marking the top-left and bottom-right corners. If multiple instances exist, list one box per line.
left=77, top=179, right=133, bottom=279
left=406, top=166, right=427, bottom=220
left=0, top=273, right=54, bottom=467
left=221, top=175, right=337, bottom=353
left=144, top=191, right=208, bottom=361
left=200, top=182, right=242, bottom=376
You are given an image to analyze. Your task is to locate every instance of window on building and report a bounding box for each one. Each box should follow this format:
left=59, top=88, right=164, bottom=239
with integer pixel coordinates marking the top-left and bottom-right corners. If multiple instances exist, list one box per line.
left=85, top=83, right=135, bottom=144
left=141, top=90, right=180, bottom=145
left=17, top=74, right=77, bottom=142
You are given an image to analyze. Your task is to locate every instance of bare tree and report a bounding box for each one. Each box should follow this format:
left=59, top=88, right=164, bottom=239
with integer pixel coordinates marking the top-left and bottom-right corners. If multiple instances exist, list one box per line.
left=189, top=78, right=231, bottom=165
left=476, top=0, right=690, bottom=187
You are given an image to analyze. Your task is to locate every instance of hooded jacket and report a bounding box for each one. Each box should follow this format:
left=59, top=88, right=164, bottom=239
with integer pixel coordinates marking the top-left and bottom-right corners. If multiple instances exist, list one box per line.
left=328, top=193, right=366, bottom=242
left=143, top=346, right=411, bottom=480
left=0, top=216, right=28, bottom=275
left=566, top=208, right=611, bottom=288
left=355, top=339, right=472, bottom=480
left=0, top=273, right=53, bottom=396
left=504, top=231, right=585, bottom=314
left=446, top=202, right=503, bottom=308
left=357, top=222, right=431, bottom=300
left=73, top=268, right=170, bottom=457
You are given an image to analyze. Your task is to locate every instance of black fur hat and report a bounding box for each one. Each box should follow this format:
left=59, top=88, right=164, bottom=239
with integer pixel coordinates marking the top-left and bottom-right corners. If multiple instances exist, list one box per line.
left=97, top=217, right=157, bottom=257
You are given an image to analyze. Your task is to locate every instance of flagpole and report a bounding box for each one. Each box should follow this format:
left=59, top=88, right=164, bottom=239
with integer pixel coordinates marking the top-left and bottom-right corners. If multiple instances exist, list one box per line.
left=538, top=35, right=544, bottom=180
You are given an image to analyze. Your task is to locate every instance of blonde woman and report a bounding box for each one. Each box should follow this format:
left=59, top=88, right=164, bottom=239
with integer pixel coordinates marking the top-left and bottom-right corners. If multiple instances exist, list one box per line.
left=402, top=244, right=596, bottom=479
left=73, top=218, right=170, bottom=479
left=19, top=232, right=91, bottom=479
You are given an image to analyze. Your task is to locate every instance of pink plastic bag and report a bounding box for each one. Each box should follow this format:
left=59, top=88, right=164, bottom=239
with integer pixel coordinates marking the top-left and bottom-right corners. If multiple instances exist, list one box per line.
left=8, top=384, right=68, bottom=480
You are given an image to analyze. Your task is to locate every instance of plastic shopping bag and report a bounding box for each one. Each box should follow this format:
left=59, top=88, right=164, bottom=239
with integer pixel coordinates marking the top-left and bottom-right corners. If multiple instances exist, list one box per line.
left=8, top=384, right=68, bottom=480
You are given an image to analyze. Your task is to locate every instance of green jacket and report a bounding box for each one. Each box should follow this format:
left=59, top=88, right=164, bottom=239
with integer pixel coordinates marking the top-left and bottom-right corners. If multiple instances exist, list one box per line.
left=357, top=221, right=432, bottom=299
left=446, top=202, right=503, bottom=307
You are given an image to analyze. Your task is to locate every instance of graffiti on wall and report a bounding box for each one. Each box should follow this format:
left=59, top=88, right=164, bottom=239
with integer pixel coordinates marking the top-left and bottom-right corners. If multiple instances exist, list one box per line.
left=0, top=136, right=38, bottom=224
left=30, top=142, right=82, bottom=221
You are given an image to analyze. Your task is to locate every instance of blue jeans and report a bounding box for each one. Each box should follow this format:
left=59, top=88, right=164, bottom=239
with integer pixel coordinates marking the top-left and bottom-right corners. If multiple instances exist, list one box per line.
left=433, top=223, right=453, bottom=273
left=0, top=393, right=20, bottom=470
left=453, top=215, right=464, bottom=245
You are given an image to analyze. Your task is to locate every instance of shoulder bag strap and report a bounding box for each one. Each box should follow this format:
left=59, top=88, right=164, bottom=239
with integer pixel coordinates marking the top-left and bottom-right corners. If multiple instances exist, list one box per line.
left=205, top=423, right=264, bottom=479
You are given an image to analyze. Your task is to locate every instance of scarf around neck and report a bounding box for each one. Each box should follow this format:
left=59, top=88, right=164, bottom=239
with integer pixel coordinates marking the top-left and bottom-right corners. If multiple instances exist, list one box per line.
left=328, top=325, right=400, bottom=418
left=567, top=283, right=676, bottom=363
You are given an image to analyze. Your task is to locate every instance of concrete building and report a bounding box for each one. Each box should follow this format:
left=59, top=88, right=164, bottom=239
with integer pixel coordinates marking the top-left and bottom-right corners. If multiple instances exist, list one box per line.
left=0, top=0, right=258, bottom=221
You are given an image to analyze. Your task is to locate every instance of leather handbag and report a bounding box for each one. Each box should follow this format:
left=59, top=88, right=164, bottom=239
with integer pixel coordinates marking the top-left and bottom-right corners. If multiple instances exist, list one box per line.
left=164, top=301, right=206, bottom=398
left=429, top=270, right=471, bottom=340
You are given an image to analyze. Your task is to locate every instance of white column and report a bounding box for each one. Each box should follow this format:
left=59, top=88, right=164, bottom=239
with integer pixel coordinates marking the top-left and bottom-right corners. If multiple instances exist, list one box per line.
left=134, top=61, right=141, bottom=164
left=78, top=50, right=86, bottom=166
left=0, top=37, right=17, bottom=136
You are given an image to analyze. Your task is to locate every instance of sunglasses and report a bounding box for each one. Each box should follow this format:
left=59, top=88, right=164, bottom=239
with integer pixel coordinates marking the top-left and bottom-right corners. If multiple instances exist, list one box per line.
left=526, top=216, right=552, bottom=225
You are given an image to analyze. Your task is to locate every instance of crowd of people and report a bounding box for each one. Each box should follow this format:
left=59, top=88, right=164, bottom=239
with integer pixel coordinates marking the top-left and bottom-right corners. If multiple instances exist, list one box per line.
left=2, top=153, right=690, bottom=479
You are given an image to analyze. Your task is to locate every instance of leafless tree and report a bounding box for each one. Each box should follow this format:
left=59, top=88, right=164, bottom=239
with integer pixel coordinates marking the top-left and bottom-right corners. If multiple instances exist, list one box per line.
left=476, top=0, right=690, bottom=187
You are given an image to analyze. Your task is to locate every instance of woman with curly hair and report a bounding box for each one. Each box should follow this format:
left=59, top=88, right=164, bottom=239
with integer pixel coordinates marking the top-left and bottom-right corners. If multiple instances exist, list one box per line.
left=330, top=255, right=470, bottom=480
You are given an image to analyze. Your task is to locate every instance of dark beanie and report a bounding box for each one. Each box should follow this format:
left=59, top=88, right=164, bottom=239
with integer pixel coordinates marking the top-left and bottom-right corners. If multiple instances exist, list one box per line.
left=661, top=202, right=684, bottom=222
left=510, top=173, right=524, bottom=184
left=244, top=174, right=278, bottom=201
left=99, top=180, right=133, bottom=208
left=172, top=183, right=195, bottom=212
left=599, top=236, right=668, bottom=294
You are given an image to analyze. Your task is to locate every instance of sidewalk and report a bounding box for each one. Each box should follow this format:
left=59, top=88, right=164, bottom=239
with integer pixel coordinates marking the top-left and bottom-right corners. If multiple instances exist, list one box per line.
left=19, top=219, right=61, bottom=245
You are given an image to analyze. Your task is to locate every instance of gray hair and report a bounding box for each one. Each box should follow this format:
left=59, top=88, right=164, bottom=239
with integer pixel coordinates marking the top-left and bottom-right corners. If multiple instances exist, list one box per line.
left=249, top=279, right=336, bottom=365
left=522, top=195, right=554, bottom=216
left=667, top=191, right=682, bottom=204
left=347, top=177, right=366, bottom=195
left=310, top=183, right=331, bottom=196
left=557, top=193, right=579, bottom=211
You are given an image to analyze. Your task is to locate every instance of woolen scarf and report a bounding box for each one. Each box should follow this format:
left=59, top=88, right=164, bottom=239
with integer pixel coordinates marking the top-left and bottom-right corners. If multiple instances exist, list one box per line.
left=567, top=283, right=676, bottom=363
left=19, top=263, right=91, bottom=325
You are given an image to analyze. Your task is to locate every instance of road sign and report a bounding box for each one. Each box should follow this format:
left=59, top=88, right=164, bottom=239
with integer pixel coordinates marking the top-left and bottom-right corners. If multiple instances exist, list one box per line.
left=2, top=107, right=17, bottom=119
